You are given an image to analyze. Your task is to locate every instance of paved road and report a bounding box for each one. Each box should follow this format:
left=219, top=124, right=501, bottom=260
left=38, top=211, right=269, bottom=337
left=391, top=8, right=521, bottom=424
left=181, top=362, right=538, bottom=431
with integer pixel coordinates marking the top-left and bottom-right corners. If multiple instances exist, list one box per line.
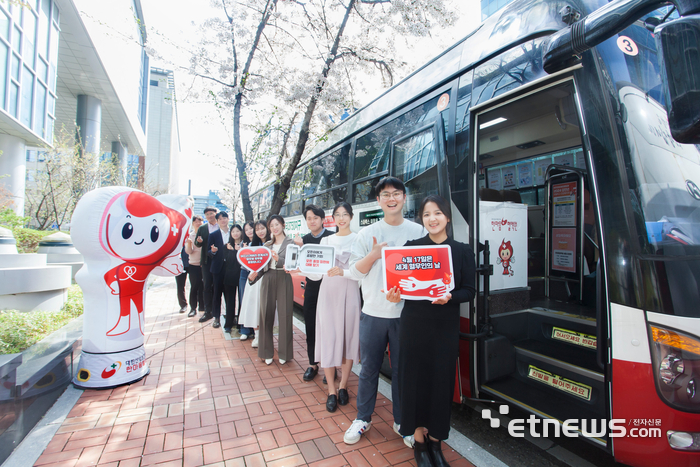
left=294, top=307, right=627, bottom=467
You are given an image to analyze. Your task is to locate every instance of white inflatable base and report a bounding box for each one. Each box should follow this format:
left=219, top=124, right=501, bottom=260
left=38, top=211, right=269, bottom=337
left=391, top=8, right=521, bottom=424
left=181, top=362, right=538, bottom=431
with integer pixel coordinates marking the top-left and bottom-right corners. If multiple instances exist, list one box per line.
left=73, top=345, right=149, bottom=389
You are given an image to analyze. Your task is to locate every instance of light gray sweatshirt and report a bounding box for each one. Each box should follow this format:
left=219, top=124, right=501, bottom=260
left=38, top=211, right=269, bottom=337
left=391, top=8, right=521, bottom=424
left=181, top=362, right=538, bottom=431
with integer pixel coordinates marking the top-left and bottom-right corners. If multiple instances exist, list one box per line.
left=349, top=219, right=425, bottom=319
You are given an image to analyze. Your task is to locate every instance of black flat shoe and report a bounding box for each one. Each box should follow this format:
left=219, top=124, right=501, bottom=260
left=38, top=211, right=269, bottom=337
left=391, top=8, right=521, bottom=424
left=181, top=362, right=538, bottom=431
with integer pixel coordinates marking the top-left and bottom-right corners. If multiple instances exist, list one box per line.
left=188, top=309, right=197, bottom=317
left=326, top=394, right=338, bottom=413
left=212, top=318, right=221, bottom=328
left=322, top=368, right=337, bottom=385
left=338, top=388, right=349, bottom=406
left=303, top=366, right=318, bottom=381
left=199, top=312, right=213, bottom=323
left=414, top=441, right=435, bottom=467
left=428, top=440, right=449, bottom=467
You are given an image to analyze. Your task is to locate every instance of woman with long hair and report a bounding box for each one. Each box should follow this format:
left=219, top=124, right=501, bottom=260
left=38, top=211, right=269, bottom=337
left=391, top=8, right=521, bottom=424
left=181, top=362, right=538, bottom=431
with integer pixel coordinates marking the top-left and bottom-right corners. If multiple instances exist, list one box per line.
left=238, top=220, right=269, bottom=348
left=237, top=221, right=256, bottom=340
left=307, top=202, right=361, bottom=412
left=222, top=224, right=244, bottom=333
left=387, top=195, right=476, bottom=467
left=257, top=215, right=295, bottom=365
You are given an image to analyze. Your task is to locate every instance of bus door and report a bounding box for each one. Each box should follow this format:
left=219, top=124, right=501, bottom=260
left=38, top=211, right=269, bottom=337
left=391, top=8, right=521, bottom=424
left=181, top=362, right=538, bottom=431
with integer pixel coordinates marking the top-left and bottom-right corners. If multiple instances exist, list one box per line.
left=470, top=79, right=608, bottom=446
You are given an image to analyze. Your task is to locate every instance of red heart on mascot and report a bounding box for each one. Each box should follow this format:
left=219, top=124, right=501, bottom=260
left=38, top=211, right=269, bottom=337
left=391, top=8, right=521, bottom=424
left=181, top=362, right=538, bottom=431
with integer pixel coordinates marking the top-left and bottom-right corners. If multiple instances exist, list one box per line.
left=237, top=247, right=272, bottom=273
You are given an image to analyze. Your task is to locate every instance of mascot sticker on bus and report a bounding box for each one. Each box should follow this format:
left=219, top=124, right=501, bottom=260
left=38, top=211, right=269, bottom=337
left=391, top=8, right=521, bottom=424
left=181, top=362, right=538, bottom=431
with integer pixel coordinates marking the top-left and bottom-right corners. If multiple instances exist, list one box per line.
left=70, top=187, right=192, bottom=388
left=497, top=239, right=515, bottom=276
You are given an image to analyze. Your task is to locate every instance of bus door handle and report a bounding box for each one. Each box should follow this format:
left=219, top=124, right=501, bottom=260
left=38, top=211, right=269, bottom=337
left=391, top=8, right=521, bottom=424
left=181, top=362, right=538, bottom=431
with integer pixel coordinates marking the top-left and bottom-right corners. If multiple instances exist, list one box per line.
left=300, top=281, right=305, bottom=290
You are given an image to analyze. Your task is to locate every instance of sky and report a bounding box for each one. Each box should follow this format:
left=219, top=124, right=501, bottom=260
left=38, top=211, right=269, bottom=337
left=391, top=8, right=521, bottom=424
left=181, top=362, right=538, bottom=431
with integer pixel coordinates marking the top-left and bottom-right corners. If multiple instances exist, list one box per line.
left=140, top=0, right=481, bottom=199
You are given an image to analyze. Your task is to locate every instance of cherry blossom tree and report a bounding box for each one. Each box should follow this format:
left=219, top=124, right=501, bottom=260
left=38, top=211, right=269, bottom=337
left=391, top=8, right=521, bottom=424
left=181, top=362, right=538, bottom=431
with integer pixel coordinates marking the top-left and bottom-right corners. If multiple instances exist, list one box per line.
left=189, top=0, right=456, bottom=219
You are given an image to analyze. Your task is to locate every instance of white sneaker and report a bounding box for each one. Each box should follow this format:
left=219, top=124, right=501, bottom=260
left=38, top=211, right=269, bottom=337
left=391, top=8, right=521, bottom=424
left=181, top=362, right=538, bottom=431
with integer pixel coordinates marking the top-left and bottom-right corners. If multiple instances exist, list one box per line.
left=344, top=419, right=371, bottom=445
left=251, top=337, right=259, bottom=348
left=265, top=358, right=273, bottom=365
left=279, top=359, right=286, bottom=365
left=393, top=422, right=415, bottom=448
left=240, top=334, right=248, bottom=341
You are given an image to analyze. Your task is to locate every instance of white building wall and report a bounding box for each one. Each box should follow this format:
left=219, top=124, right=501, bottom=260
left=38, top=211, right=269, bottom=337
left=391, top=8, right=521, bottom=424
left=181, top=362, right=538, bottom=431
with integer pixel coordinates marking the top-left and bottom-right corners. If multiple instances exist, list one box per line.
left=145, top=70, right=180, bottom=195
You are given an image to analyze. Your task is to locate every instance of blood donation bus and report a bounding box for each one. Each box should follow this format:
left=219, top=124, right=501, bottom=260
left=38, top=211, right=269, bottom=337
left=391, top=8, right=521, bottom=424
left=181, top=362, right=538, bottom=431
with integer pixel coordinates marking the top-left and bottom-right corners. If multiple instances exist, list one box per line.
left=248, top=0, right=700, bottom=464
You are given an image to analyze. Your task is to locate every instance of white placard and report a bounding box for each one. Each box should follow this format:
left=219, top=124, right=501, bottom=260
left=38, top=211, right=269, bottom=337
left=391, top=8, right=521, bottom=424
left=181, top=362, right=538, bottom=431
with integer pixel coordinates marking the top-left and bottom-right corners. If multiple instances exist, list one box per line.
left=479, top=201, right=528, bottom=291
left=284, top=244, right=335, bottom=274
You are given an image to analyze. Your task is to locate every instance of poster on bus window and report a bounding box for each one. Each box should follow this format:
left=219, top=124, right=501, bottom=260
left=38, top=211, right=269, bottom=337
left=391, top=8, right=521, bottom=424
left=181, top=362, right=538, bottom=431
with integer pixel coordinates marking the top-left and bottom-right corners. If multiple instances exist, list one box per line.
left=552, top=228, right=577, bottom=273
left=534, top=158, right=551, bottom=186
left=382, top=245, right=454, bottom=300
left=517, top=163, right=532, bottom=188
left=488, top=168, right=502, bottom=190
left=502, top=166, right=516, bottom=189
left=553, top=182, right=577, bottom=227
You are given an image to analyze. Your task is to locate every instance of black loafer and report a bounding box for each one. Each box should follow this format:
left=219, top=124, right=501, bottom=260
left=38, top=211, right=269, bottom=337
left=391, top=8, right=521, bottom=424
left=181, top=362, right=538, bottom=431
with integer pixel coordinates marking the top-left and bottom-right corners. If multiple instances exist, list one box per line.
left=179, top=306, right=187, bottom=313
left=338, top=388, right=349, bottom=406
left=326, top=394, right=338, bottom=413
left=322, top=368, right=337, bottom=385
left=199, top=312, right=213, bottom=323
left=212, top=318, right=221, bottom=328
left=188, top=309, right=197, bottom=317
left=303, top=366, right=318, bottom=381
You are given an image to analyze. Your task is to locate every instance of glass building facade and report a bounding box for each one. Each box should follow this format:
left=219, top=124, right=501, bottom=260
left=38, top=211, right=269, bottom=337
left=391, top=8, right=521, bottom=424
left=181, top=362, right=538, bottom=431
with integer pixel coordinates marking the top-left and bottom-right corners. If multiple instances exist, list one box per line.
left=0, top=0, right=60, bottom=144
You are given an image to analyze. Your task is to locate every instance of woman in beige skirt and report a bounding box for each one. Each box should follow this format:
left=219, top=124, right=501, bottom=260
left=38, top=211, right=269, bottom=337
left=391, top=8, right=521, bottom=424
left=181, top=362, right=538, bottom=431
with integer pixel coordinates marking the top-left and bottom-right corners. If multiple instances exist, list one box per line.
left=308, top=202, right=361, bottom=412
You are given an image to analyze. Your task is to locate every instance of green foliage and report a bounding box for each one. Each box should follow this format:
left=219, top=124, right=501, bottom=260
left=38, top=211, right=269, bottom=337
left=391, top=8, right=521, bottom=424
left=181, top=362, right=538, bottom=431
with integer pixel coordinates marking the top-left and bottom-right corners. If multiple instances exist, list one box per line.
left=13, top=227, right=53, bottom=253
left=0, top=285, right=83, bottom=355
left=0, top=208, right=29, bottom=230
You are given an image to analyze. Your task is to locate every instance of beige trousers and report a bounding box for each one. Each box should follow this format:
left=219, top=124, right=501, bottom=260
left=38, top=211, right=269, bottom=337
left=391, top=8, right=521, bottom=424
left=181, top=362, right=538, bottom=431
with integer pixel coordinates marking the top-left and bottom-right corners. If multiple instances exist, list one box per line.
left=258, top=269, right=294, bottom=361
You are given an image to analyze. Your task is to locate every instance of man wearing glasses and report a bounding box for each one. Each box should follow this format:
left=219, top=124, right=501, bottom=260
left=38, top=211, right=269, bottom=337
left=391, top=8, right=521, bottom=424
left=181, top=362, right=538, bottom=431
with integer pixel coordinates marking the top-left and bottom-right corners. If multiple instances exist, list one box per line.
left=343, top=176, right=425, bottom=447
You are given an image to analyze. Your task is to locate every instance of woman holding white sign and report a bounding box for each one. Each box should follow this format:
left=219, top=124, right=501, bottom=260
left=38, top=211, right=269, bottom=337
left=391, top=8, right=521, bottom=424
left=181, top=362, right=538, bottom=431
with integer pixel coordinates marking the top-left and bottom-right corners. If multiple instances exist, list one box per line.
left=257, top=215, right=295, bottom=365
left=387, top=195, right=476, bottom=467
left=305, top=202, right=361, bottom=412
left=238, top=220, right=269, bottom=348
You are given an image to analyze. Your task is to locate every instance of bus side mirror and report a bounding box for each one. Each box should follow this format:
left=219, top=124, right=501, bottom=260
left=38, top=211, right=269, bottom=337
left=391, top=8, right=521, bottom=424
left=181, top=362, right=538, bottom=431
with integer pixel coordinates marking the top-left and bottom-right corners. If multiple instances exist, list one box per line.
left=655, top=14, right=700, bottom=144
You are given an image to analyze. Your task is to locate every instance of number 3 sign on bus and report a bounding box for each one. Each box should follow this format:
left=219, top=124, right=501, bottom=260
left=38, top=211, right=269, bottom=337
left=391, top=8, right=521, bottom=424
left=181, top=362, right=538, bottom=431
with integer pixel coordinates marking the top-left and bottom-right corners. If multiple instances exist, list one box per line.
left=382, top=245, right=454, bottom=300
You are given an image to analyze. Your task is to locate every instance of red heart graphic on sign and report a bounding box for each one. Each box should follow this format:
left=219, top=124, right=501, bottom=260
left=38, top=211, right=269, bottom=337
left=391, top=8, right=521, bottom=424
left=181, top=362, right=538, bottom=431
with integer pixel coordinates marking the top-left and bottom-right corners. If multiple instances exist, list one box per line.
left=237, top=247, right=272, bottom=273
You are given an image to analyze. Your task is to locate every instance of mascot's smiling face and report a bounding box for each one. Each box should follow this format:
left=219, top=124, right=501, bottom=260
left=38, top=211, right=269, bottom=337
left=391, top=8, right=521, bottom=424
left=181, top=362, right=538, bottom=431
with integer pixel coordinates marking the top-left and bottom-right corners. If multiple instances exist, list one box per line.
left=101, top=191, right=185, bottom=263
left=107, top=211, right=170, bottom=260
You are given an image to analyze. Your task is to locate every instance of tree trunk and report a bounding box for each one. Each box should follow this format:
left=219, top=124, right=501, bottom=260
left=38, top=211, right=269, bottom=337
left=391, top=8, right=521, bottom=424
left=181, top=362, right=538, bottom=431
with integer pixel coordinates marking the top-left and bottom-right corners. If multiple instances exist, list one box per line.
left=269, top=0, right=357, bottom=215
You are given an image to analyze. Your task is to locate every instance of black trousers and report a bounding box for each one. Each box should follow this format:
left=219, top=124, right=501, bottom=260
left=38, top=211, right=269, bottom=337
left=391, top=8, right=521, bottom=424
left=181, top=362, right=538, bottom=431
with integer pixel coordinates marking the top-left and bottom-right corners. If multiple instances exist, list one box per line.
left=202, top=264, right=214, bottom=313
left=188, top=265, right=204, bottom=311
left=175, top=270, right=188, bottom=308
left=223, top=282, right=239, bottom=330
left=212, top=271, right=225, bottom=319
left=303, top=279, right=322, bottom=366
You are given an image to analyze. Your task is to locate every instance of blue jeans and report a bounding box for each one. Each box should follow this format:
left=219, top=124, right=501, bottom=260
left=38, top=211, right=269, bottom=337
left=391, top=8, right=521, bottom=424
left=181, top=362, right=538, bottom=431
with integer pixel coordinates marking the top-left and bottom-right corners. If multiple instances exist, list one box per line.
left=356, top=312, right=401, bottom=424
left=238, top=269, right=253, bottom=336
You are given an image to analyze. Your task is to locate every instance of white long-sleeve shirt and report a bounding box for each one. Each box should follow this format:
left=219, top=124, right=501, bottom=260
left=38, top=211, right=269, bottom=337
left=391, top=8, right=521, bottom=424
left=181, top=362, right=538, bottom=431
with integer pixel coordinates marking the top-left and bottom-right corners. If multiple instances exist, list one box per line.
left=349, top=219, right=425, bottom=319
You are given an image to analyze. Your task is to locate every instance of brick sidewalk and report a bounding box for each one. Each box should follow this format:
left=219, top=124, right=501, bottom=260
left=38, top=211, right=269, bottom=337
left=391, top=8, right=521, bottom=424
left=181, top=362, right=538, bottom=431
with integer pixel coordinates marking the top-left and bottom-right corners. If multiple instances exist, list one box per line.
left=34, top=276, right=476, bottom=467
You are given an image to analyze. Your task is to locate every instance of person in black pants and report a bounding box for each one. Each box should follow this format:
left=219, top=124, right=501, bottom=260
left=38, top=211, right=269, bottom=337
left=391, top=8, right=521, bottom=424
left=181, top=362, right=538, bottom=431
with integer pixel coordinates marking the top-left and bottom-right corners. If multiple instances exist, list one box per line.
left=222, top=224, right=244, bottom=333
left=194, top=207, right=218, bottom=322
left=185, top=216, right=204, bottom=317
left=208, top=212, right=230, bottom=329
left=294, top=204, right=334, bottom=381
left=175, top=245, right=190, bottom=312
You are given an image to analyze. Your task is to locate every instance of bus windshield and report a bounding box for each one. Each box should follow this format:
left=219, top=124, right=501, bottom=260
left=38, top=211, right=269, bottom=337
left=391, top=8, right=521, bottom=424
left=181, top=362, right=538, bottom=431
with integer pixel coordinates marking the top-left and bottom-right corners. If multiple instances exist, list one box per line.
left=600, top=15, right=700, bottom=256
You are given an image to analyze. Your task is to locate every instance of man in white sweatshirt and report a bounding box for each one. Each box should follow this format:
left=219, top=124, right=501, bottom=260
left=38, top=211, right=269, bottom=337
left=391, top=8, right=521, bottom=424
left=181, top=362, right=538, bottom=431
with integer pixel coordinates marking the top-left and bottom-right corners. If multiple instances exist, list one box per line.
left=343, top=176, right=425, bottom=447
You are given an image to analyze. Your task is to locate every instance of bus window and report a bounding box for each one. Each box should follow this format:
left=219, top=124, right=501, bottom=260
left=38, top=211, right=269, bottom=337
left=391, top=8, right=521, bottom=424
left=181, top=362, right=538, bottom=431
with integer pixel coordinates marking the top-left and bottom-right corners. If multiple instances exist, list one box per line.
left=392, top=126, right=439, bottom=219
left=353, top=94, right=443, bottom=203
left=308, top=146, right=349, bottom=192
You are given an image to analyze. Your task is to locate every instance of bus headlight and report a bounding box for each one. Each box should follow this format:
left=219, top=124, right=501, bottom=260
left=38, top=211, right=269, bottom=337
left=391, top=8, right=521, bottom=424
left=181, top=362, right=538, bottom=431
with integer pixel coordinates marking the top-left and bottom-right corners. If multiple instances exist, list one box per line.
left=650, top=325, right=700, bottom=412
left=667, top=431, right=700, bottom=451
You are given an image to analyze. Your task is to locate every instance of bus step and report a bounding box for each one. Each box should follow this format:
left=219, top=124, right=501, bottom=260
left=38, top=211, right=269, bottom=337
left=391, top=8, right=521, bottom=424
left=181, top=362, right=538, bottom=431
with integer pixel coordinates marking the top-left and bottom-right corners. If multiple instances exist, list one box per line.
left=514, top=339, right=599, bottom=374
left=481, top=378, right=608, bottom=446
left=510, top=345, right=605, bottom=412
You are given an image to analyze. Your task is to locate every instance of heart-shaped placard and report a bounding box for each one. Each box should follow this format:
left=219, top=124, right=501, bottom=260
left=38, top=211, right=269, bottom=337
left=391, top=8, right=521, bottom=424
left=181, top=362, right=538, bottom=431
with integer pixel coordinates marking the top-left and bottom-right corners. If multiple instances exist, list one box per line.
left=237, top=246, right=272, bottom=273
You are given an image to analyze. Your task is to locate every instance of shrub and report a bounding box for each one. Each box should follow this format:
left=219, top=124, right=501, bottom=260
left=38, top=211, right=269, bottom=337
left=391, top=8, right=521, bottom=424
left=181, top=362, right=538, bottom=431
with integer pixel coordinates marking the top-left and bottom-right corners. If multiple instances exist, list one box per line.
left=0, top=285, right=83, bottom=355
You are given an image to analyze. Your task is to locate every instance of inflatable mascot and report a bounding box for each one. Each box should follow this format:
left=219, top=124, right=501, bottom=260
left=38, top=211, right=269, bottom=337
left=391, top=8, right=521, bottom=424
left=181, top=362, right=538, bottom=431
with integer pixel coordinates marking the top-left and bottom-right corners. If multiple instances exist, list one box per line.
left=70, top=187, right=192, bottom=388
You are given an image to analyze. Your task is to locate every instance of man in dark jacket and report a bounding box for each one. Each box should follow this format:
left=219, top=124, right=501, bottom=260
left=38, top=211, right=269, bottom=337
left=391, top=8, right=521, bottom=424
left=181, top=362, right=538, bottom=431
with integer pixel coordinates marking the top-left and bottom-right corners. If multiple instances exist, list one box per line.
left=294, top=204, right=334, bottom=381
left=194, top=206, right=218, bottom=322
left=175, top=245, right=190, bottom=312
